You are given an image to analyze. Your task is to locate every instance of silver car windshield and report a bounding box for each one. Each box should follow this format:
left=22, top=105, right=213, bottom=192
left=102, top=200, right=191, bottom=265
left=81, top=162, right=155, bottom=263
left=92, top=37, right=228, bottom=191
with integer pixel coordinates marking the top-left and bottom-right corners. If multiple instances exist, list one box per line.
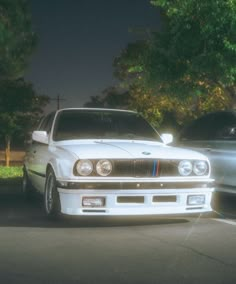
left=53, top=110, right=161, bottom=142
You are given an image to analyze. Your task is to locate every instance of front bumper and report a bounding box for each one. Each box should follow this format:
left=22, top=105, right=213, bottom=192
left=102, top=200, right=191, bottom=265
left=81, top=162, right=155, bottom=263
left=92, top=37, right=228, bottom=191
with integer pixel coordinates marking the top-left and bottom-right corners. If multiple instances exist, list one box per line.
left=57, top=180, right=214, bottom=215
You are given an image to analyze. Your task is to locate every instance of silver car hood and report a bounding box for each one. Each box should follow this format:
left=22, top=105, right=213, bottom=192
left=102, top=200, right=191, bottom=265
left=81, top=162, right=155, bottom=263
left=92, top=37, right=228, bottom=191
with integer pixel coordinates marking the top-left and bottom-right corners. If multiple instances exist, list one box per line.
left=55, top=140, right=208, bottom=160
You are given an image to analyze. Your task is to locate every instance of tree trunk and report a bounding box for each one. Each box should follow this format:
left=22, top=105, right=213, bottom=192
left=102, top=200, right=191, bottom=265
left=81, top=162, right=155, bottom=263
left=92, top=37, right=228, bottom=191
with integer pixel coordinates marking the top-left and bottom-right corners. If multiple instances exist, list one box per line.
left=5, top=135, right=11, bottom=167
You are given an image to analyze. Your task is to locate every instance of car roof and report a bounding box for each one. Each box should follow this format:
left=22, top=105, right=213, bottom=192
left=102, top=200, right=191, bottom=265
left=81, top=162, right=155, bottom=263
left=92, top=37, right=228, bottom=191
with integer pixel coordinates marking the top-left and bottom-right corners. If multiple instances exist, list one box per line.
left=55, top=108, right=137, bottom=114
left=200, top=110, right=236, bottom=117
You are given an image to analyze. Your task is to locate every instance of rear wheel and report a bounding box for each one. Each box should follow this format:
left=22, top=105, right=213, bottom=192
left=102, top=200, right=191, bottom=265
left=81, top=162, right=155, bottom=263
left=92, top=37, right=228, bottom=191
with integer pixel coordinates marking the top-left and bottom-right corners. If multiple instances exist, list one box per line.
left=22, top=167, right=35, bottom=199
left=44, top=168, right=61, bottom=217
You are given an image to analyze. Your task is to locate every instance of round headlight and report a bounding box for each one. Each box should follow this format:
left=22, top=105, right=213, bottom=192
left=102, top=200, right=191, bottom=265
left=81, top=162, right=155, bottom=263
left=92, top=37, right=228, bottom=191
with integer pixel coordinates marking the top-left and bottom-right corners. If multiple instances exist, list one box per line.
left=96, top=160, right=112, bottom=176
left=178, top=160, right=192, bottom=176
left=76, top=160, right=93, bottom=176
left=193, top=161, right=208, bottom=176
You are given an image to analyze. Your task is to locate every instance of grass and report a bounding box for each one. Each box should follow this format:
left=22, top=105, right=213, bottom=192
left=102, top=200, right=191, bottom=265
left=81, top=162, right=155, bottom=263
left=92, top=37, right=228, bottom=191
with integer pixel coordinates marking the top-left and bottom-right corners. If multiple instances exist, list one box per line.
left=0, top=166, right=23, bottom=185
left=0, top=166, right=23, bottom=178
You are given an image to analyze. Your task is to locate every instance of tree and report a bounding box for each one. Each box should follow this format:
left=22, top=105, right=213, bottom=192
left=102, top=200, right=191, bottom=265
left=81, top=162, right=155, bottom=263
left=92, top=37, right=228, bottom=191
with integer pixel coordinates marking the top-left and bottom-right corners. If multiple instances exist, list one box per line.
left=0, top=79, right=49, bottom=166
left=147, top=0, right=236, bottom=99
left=84, top=87, right=131, bottom=109
left=0, top=0, right=37, bottom=80
left=0, top=0, right=42, bottom=166
left=111, top=0, right=235, bottom=129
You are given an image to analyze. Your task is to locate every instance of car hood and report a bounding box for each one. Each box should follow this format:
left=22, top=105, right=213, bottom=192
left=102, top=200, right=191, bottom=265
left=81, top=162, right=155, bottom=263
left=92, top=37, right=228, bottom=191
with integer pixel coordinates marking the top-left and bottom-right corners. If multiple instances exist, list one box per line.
left=55, top=140, right=208, bottom=160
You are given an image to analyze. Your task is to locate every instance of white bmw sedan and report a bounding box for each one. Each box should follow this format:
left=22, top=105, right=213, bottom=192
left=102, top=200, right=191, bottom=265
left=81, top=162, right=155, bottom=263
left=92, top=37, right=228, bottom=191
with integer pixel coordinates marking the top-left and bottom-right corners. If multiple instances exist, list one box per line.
left=23, top=108, right=214, bottom=217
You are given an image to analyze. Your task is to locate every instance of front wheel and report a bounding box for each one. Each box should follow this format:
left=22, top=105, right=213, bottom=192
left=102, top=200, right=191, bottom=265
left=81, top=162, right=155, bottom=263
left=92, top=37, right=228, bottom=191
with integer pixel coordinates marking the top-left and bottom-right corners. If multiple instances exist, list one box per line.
left=44, top=168, right=61, bottom=217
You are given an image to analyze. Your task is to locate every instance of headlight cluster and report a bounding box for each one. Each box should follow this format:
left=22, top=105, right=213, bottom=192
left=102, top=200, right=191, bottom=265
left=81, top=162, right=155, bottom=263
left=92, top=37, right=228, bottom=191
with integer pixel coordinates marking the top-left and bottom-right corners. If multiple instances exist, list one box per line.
left=75, top=159, right=112, bottom=176
left=178, top=160, right=208, bottom=176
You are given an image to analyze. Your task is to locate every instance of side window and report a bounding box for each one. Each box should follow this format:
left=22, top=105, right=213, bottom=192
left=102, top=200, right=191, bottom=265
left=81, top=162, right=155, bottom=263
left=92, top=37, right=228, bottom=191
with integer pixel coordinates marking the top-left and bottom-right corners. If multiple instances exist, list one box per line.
left=181, top=112, right=236, bottom=141
left=216, top=126, right=236, bottom=140
left=38, top=112, right=55, bottom=133
left=214, top=113, right=236, bottom=140
left=38, top=117, right=48, bottom=131
left=45, top=113, right=55, bottom=133
left=180, top=114, right=215, bottom=141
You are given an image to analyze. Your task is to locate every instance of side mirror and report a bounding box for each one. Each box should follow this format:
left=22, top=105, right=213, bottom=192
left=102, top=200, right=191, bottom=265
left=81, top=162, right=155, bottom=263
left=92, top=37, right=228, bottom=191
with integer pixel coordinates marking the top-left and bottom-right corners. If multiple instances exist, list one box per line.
left=161, top=133, right=173, bottom=145
left=32, top=131, right=49, bottom=144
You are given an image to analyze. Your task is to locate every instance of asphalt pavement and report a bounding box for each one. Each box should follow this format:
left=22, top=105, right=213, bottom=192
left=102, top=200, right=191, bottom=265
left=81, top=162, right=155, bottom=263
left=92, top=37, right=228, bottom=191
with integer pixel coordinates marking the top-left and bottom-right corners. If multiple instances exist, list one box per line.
left=0, top=185, right=236, bottom=284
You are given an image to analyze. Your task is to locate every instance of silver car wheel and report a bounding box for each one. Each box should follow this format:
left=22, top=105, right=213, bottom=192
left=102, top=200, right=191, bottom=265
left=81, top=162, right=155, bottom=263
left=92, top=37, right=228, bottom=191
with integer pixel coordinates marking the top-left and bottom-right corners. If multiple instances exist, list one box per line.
left=22, top=170, right=28, bottom=194
left=45, top=172, right=54, bottom=213
left=44, top=169, right=60, bottom=217
left=22, top=167, right=34, bottom=199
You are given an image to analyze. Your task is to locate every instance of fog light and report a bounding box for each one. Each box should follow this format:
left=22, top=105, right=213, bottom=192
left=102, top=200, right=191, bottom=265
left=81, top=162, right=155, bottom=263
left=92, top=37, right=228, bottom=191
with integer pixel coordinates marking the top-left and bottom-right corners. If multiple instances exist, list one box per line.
left=187, top=195, right=205, bottom=205
left=82, top=197, right=105, bottom=207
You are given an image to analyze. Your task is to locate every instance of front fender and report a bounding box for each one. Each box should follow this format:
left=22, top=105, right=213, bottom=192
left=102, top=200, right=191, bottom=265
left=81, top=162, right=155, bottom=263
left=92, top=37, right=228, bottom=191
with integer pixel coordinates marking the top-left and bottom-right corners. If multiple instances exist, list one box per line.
left=47, top=145, right=78, bottom=179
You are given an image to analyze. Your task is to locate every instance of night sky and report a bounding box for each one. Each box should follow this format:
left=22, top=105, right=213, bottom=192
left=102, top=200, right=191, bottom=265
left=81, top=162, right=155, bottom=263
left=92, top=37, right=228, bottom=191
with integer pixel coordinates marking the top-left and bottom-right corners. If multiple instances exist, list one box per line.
left=25, top=0, right=160, bottom=112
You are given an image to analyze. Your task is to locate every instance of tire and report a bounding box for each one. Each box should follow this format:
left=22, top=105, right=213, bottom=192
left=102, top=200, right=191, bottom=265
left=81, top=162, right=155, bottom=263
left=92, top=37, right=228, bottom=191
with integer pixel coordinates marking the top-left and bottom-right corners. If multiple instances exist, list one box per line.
left=44, top=168, right=61, bottom=218
left=22, top=166, right=35, bottom=199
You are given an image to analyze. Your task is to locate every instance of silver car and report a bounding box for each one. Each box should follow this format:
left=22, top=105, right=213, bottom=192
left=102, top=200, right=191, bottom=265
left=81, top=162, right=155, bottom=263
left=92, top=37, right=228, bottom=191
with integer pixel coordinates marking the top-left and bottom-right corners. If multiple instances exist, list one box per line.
left=175, top=110, right=236, bottom=194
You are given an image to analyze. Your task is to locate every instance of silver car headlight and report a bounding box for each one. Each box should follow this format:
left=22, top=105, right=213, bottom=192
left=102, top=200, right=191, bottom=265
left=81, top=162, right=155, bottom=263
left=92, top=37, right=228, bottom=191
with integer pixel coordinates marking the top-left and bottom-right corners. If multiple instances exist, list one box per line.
left=193, top=160, right=208, bottom=176
left=76, top=160, right=93, bottom=176
left=96, top=159, right=112, bottom=176
left=178, top=160, right=192, bottom=176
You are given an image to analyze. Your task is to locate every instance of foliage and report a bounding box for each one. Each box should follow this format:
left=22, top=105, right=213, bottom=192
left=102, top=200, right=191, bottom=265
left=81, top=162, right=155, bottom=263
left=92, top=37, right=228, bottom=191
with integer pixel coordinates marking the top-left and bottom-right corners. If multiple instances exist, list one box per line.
left=113, top=41, right=147, bottom=84
left=147, top=0, right=236, bottom=98
left=109, top=0, right=236, bottom=129
left=84, top=86, right=131, bottom=109
left=0, top=1, right=45, bottom=166
left=0, top=166, right=22, bottom=178
left=0, top=79, right=49, bottom=166
left=0, top=78, right=48, bottom=114
left=0, top=0, right=37, bottom=80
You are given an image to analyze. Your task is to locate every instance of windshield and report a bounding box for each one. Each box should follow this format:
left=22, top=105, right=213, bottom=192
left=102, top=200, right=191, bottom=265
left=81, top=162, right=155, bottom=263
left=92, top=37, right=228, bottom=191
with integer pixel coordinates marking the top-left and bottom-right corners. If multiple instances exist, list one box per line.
left=53, top=109, right=161, bottom=142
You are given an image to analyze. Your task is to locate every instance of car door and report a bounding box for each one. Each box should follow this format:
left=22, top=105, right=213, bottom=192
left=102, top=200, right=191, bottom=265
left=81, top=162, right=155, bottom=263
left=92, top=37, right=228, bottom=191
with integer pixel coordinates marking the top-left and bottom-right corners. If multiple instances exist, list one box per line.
left=29, top=112, right=55, bottom=192
left=177, top=113, right=216, bottom=152
left=177, top=112, right=236, bottom=187
left=209, top=114, right=236, bottom=187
